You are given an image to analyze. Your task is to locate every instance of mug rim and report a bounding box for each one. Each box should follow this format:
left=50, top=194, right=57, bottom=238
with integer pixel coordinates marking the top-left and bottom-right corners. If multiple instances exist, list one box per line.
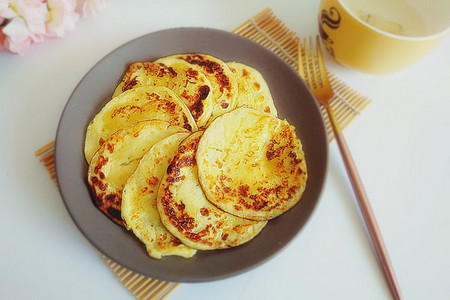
left=334, top=0, right=450, bottom=41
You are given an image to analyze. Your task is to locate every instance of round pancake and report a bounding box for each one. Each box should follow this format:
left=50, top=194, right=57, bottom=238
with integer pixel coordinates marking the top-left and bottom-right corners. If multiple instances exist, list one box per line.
left=196, top=107, right=307, bottom=221
left=121, top=132, right=196, bottom=259
left=112, top=61, right=213, bottom=128
left=87, top=120, right=189, bottom=226
left=156, top=54, right=239, bottom=123
left=227, top=62, right=277, bottom=116
left=157, top=131, right=267, bottom=250
left=84, top=86, right=197, bottom=163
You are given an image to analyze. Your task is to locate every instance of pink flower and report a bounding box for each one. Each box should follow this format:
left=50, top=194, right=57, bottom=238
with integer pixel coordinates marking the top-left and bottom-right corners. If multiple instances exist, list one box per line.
left=76, top=0, right=108, bottom=18
left=2, top=16, right=34, bottom=55
left=7, top=0, right=48, bottom=41
left=0, top=0, right=108, bottom=54
left=0, top=1, right=17, bottom=19
left=46, top=0, right=79, bottom=38
left=0, top=0, right=48, bottom=54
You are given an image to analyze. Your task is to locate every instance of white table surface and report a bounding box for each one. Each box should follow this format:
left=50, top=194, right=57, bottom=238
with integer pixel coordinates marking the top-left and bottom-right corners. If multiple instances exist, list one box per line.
left=1, top=1, right=449, bottom=299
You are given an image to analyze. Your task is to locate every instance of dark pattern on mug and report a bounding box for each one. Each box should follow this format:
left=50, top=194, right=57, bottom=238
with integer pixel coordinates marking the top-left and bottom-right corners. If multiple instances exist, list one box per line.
left=319, top=7, right=341, bottom=57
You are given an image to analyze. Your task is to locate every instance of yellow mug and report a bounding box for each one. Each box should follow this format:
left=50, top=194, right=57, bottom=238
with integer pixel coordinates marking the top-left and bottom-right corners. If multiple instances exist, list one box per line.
left=318, top=0, right=450, bottom=74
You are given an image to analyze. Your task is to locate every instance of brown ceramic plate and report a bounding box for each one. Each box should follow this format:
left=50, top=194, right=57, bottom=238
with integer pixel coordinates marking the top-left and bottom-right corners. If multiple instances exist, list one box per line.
left=55, top=27, right=328, bottom=282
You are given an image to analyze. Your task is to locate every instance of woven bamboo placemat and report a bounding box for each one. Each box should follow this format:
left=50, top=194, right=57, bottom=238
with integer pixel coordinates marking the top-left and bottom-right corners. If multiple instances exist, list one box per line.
left=35, top=8, right=371, bottom=300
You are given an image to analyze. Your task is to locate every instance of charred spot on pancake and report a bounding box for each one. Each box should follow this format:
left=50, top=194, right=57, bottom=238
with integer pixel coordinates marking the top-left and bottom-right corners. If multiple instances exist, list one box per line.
left=106, top=143, right=114, bottom=153
left=166, top=152, right=195, bottom=183
left=107, top=207, right=122, bottom=221
left=181, top=54, right=232, bottom=93
left=90, top=176, right=108, bottom=192
left=111, top=105, right=143, bottom=119
left=220, top=101, right=229, bottom=109
left=265, top=139, right=282, bottom=160
left=221, top=233, right=229, bottom=241
left=200, top=207, right=209, bottom=216
left=142, top=62, right=159, bottom=73
left=255, top=184, right=298, bottom=206
left=192, top=85, right=209, bottom=117
left=183, top=123, right=192, bottom=131
left=105, top=192, right=120, bottom=204
left=175, top=201, right=186, bottom=211
left=288, top=150, right=303, bottom=164
left=151, top=100, right=179, bottom=122
left=167, top=67, right=177, bottom=77
left=253, top=200, right=269, bottom=211
left=122, top=76, right=138, bottom=92
left=147, top=175, right=159, bottom=187
left=98, top=137, right=105, bottom=147
left=94, top=165, right=101, bottom=175
left=178, top=85, right=209, bottom=123
left=180, top=156, right=195, bottom=167
left=237, top=193, right=270, bottom=211
left=265, top=126, right=295, bottom=160
left=181, top=54, right=220, bottom=73
left=166, top=161, right=176, bottom=176
left=198, top=85, right=210, bottom=100
left=147, top=92, right=161, bottom=100
left=216, top=73, right=231, bottom=93
left=178, top=145, right=187, bottom=153
left=89, top=175, right=124, bottom=226
left=157, top=65, right=177, bottom=78
left=161, top=192, right=196, bottom=232
left=185, top=68, right=199, bottom=79
left=288, top=150, right=304, bottom=174
left=93, top=192, right=104, bottom=207
left=238, top=184, right=250, bottom=197
left=180, top=85, right=209, bottom=121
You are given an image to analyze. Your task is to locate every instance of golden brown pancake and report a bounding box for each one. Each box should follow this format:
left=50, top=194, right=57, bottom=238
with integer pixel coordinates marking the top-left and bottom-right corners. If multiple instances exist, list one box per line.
left=84, top=86, right=197, bottom=162
left=112, top=61, right=213, bottom=128
left=196, top=107, right=307, bottom=221
left=121, top=132, right=196, bottom=258
left=156, top=54, right=239, bottom=123
left=227, top=62, right=277, bottom=116
left=87, top=120, right=189, bottom=226
left=157, top=131, right=267, bottom=250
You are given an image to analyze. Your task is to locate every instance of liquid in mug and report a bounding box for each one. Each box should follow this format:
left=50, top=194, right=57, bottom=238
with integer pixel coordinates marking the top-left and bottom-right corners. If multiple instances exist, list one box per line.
left=344, top=0, right=429, bottom=37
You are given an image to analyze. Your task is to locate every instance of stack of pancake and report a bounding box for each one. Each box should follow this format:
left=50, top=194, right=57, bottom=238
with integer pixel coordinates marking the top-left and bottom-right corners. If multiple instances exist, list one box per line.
left=85, top=54, right=307, bottom=259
